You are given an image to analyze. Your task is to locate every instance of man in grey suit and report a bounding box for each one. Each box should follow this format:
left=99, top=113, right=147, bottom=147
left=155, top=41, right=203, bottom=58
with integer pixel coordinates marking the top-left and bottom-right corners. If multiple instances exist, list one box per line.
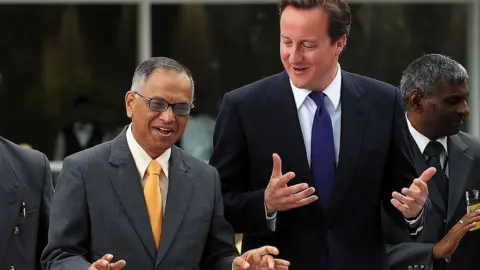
left=383, top=54, right=480, bottom=270
left=41, top=57, right=290, bottom=270
left=0, top=137, right=53, bottom=270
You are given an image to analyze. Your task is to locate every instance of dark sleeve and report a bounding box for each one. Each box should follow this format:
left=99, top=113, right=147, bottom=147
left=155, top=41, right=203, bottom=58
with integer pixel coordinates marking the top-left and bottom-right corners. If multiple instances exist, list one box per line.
left=36, top=154, right=54, bottom=269
left=386, top=243, right=434, bottom=270
left=201, top=167, right=239, bottom=270
left=382, top=205, right=433, bottom=270
left=209, top=93, right=270, bottom=234
left=381, top=88, right=419, bottom=228
left=41, top=157, right=92, bottom=270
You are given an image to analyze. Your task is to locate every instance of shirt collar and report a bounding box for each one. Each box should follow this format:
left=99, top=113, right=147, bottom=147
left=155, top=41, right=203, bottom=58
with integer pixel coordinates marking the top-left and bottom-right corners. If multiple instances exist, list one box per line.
left=406, top=117, right=448, bottom=155
left=126, top=124, right=171, bottom=178
left=290, top=63, right=342, bottom=111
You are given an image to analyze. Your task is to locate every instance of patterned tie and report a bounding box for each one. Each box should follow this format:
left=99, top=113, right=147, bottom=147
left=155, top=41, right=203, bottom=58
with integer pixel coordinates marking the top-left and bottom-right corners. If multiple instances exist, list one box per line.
left=309, top=92, right=336, bottom=210
left=424, top=141, right=449, bottom=205
left=145, top=160, right=163, bottom=248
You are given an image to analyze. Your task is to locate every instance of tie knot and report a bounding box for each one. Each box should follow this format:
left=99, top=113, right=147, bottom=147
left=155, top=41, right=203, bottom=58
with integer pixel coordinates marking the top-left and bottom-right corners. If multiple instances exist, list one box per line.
left=146, top=160, right=162, bottom=176
left=424, top=141, right=445, bottom=158
left=309, top=91, right=327, bottom=109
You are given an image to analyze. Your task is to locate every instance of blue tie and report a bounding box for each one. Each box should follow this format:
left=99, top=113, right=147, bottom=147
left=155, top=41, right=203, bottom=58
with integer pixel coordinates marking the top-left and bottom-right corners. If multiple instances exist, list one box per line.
left=309, top=92, right=336, bottom=210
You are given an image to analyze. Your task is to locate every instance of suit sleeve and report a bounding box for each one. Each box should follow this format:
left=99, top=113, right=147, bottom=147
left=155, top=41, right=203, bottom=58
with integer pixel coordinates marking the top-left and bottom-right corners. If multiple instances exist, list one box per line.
left=386, top=243, right=434, bottom=270
left=201, top=167, right=239, bottom=270
left=209, top=93, right=270, bottom=234
left=381, top=88, right=419, bottom=229
left=41, top=157, right=92, bottom=270
left=36, top=154, right=54, bottom=269
left=382, top=205, right=433, bottom=270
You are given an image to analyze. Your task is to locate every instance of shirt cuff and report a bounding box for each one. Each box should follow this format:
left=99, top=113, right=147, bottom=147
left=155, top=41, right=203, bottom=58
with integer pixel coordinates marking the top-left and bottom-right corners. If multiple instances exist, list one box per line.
left=405, top=208, right=424, bottom=235
left=265, top=203, right=277, bottom=231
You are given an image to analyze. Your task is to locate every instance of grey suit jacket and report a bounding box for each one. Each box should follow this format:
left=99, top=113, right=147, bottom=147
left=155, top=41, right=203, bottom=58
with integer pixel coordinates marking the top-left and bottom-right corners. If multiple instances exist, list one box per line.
left=41, top=129, right=239, bottom=270
left=384, top=132, right=480, bottom=270
left=0, top=137, right=53, bottom=270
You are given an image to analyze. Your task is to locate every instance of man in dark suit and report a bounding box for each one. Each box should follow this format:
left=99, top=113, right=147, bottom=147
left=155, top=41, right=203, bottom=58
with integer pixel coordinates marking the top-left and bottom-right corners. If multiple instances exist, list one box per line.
left=209, top=1, right=435, bottom=269
left=0, top=137, right=53, bottom=270
left=384, top=54, right=480, bottom=270
left=41, top=57, right=290, bottom=270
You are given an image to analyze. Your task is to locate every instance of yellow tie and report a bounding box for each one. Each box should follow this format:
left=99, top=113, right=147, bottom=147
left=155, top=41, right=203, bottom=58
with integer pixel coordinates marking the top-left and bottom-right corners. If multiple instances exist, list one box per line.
left=144, top=160, right=163, bottom=248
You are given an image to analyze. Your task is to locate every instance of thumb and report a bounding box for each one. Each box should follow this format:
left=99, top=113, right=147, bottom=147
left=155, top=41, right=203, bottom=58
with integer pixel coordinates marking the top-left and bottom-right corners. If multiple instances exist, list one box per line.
left=271, top=153, right=282, bottom=178
left=419, top=167, right=436, bottom=183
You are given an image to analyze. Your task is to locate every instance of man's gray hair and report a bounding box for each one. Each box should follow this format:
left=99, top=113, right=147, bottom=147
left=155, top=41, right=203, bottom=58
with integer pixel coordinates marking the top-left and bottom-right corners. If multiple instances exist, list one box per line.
left=130, top=57, right=195, bottom=98
left=400, top=53, right=468, bottom=109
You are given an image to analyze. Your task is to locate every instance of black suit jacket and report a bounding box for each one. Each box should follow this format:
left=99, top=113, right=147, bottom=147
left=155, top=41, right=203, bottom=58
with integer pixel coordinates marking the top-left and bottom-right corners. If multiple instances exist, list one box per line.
left=385, top=132, right=480, bottom=270
left=209, top=71, right=419, bottom=270
left=41, top=129, right=238, bottom=270
left=0, top=137, right=53, bottom=270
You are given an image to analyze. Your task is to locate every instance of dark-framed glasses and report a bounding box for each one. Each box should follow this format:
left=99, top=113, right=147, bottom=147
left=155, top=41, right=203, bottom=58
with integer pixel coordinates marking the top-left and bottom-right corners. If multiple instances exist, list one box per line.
left=134, top=92, right=194, bottom=116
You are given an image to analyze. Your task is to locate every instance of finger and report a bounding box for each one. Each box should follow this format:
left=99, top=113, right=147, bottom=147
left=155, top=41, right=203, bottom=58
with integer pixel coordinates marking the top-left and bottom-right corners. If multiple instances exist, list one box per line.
left=252, top=250, right=263, bottom=265
left=254, top=246, right=279, bottom=257
left=401, top=187, right=426, bottom=205
left=463, top=213, right=480, bottom=225
left=282, top=183, right=310, bottom=196
left=101, top=254, right=114, bottom=263
left=273, top=259, right=291, bottom=267
left=391, top=198, right=410, bottom=215
left=92, top=259, right=109, bottom=270
left=293, top=195, right=318, bottom=207
left=275, top=172, right=296, bottom=187
left=283, top=188, right=316, bottom=204
left=455, top=222, right=477, bottom=238
left=109, top=260, right=126, bottom=270
left=264, top=255, right=275, bottom=269
left=233, top=257, right=250, bottom=269
left=462, top=209, right=480, bottom=220
left=418, top=167, right=436, bottom=183
left=392, top=191, right=415, bottom=206
left=411, top=178, right=428, bottom=197
left=271, top=153, right=282, bottom=178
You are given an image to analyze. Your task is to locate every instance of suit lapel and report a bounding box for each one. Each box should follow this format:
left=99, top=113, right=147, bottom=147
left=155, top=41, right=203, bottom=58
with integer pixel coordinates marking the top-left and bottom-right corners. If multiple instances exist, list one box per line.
left=411, top=137, right=447, bottom=215
left=267, top=72, right=320, bottom=217
left=267, top=72, right=313, bottom=188
left=447, top=134, right=473, bottom=223
left=109, top=130, right=157, bottom=260
left=156, top=147, right=193, bottom=266
left=0, top=143, right=25, bottom=259
left=329, top=72, right=367, bottom=218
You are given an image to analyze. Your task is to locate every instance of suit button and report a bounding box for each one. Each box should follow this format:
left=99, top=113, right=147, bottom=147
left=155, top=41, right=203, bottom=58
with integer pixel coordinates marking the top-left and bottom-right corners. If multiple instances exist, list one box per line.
left=420, top=265, right=425, bottom=269
left=13, top=226, right=20, bottom=235
left=408, top=266, right=413, bottom=270
left=414, top=265, right=419, bottom=270
left=10, top=265, right=15, bottom=270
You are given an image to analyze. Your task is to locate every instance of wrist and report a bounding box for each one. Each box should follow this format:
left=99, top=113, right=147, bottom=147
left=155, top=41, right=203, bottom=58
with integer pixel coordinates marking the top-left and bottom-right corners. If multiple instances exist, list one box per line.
left=265, top=202, right=275, bottom=215
left=432, top=243, right=446, bottom=260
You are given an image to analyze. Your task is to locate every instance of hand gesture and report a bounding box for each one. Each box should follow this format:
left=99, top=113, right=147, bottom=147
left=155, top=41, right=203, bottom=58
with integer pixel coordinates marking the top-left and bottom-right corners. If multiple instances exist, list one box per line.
left=391, top=167, right=435, bottom=218
left=233, top=246, right=290, bottom=270
left=433, top=210, right=480, bottom=259
left=88, top=254, right=126, bottom=270
left=264, top=153, right=318, bottom=214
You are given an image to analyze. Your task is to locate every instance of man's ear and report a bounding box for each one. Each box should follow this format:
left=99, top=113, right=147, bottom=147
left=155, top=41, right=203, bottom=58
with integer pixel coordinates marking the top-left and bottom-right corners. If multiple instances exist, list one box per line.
left=125, top=91, right=135, bottom=119
left=409, top=89, right=424, bottom=112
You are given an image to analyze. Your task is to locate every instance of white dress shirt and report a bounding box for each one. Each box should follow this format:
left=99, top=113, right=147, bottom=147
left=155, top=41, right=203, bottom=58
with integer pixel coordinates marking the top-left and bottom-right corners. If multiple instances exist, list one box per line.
left=292, top=66, right=343, bottom=165
left=407, top=118, right=448, bottom=172
left=126, top=124, right=171, bottom=215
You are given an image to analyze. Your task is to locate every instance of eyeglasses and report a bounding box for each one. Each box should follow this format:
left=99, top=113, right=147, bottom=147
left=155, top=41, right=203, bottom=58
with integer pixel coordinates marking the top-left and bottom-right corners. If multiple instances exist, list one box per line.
left=134, top=92, right=194, bottom=116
